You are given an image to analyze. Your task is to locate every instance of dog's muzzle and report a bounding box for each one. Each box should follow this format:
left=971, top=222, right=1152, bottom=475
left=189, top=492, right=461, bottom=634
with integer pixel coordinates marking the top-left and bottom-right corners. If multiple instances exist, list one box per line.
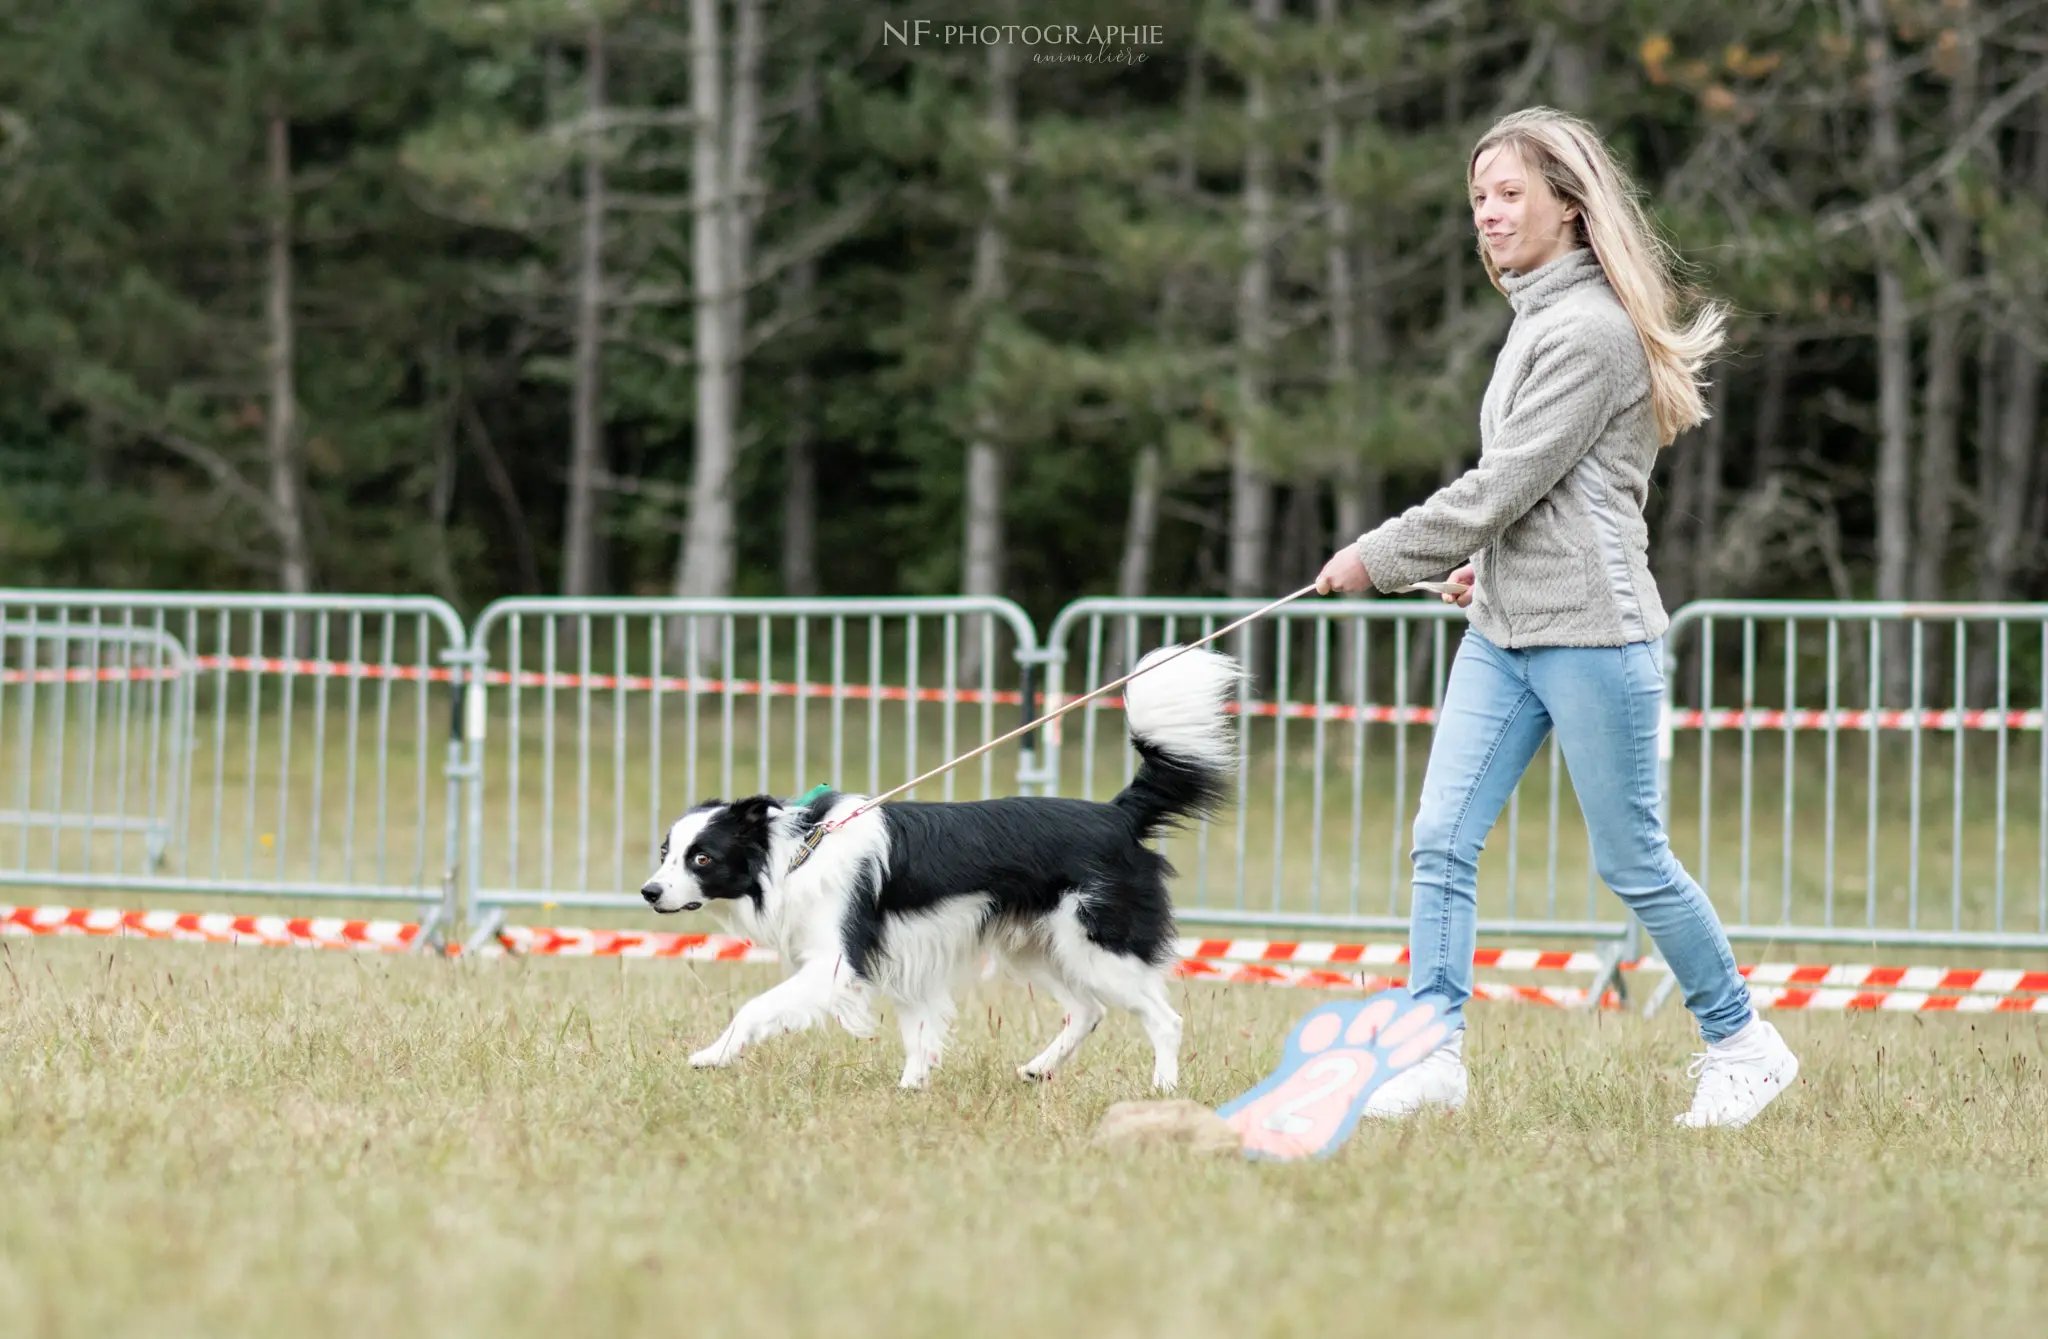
left=641, top=881, right=702, bottom=913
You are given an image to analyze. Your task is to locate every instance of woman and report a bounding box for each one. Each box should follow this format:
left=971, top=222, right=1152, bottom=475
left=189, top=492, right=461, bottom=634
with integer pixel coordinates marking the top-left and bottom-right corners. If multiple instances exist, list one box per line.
left=1313, top=107, right=1798, bottom=1129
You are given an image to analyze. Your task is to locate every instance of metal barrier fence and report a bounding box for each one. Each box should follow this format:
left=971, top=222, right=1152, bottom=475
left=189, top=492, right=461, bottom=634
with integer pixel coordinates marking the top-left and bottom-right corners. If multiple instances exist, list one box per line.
left=1040, top=598, right=1627, bottom=954
left=0, top=592, right=467, bottom=945
left=456, top=597, right=1041, bottom=948
left=1, top=618, right=194, bottom=877
left=1659, top=601, right=2048, bottom=953
left=6, top=588, right=2046, bottom=970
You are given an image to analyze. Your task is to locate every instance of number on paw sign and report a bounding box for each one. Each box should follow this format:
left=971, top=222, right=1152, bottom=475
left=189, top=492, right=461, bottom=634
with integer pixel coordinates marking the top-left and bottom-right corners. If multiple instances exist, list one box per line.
left=1214, top=989, right=1451, bottom=1161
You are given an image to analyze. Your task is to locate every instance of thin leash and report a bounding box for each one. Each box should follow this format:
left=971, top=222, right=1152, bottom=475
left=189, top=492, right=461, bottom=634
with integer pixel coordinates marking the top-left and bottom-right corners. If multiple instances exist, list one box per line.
left=783, top=582, right=1334, bottom=872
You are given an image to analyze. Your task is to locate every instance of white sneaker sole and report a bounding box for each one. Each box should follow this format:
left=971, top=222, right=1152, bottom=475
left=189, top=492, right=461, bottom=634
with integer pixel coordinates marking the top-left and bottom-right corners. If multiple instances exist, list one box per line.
left=1361, top=1071, right=1468, bottom=1121
left=1676, top=1051, right=1800, bottom=1129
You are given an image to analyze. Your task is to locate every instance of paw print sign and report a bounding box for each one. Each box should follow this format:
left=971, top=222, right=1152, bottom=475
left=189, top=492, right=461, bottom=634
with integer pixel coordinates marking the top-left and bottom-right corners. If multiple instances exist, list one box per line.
left=1215, top=989, right=1452, bottom=1161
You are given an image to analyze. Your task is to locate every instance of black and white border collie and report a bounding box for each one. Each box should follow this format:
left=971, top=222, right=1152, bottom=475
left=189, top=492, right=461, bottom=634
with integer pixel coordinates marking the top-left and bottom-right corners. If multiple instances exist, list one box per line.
left=638, top=644, right=1242, bottom=1091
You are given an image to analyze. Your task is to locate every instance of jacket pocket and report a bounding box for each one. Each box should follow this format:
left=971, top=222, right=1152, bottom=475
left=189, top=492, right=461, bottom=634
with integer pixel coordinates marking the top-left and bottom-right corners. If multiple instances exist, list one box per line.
left=1491, top=515, right=1587, bottom=616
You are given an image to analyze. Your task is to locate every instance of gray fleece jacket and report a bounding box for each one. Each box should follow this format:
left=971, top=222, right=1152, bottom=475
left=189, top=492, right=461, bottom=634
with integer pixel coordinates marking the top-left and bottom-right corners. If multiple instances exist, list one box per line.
left=1354, top=246, right=1669, bottom=649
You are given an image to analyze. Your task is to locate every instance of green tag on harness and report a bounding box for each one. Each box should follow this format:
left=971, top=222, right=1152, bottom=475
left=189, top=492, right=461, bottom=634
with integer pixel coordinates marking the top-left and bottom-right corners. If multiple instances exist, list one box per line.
left=784, top=784, right=836, bottom=874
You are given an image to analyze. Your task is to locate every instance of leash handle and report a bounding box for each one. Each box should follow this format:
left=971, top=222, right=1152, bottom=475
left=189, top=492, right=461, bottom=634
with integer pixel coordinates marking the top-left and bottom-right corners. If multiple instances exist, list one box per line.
left=818, top=583, right=1323, bottom=834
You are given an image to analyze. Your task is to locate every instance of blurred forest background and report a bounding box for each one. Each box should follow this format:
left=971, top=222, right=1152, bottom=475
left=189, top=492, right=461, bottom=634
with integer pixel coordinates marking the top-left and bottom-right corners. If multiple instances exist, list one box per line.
left=1, top=0, right=2044, bottom=635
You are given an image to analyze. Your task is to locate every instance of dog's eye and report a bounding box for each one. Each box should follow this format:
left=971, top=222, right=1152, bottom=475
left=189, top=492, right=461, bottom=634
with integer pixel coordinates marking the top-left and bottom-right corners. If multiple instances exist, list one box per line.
left=692, top=852, right=712, bottom=869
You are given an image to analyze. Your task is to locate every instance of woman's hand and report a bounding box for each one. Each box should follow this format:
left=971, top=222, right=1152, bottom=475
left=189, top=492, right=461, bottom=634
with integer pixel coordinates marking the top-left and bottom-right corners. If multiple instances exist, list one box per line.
left=1315, top=545, right=1373, bottom=596
left=1443, top=565, right=1475, bottom=607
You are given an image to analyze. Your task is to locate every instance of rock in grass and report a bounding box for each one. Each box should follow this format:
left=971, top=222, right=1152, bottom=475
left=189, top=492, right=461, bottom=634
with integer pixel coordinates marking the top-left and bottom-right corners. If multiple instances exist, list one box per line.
left=1092, top=1100, right=1242, bottom=1155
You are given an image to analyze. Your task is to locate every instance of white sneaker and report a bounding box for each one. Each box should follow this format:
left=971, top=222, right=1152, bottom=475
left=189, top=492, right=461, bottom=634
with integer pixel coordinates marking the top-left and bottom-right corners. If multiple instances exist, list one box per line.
left=1361, top=1029, right=1467, bottom=1119
left=1675, top=1017, right=1799, bottom=1129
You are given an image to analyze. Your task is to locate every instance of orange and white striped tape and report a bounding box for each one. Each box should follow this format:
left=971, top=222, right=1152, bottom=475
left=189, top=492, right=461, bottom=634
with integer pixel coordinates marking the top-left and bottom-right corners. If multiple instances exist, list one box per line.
left=1169, top=958, right=1612, bottom=1008
left=8, top=904, right=2048, bottom=1012
left=1176, top=937, right=1618, bottom=974
left=1740, top=962, right=2048, bottom=993
left=8, top=656, right=2040, bottom=733
left=1749, top=985, right=2048, bottom=1013
left=0, top=903, right=420, bottom=951
left=487, top=926, right=777, bottom=962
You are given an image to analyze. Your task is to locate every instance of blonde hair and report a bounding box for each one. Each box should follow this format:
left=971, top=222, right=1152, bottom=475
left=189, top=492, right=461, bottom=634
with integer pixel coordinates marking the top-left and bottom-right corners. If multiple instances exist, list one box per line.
left=1469, top=107, right=1727, bottom=445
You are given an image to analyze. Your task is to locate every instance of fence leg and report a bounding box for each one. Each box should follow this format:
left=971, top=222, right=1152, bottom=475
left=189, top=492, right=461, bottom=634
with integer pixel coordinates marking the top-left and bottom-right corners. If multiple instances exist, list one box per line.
left=1014, top=646, right=1059, bottom=796
left=407, top=865, right=461, bottom=956
left=442, top=643, right=486, bottom=958
left=1580, top=941, right=1629, bottom=1012
left=413, top=897, right=449, bottom=956
left=461, top=906, right=507, bottom=957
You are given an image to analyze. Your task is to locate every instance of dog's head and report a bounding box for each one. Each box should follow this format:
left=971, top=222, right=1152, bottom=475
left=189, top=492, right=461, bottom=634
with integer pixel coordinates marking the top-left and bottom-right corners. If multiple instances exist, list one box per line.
left=640, top=795, right=784, bottom=913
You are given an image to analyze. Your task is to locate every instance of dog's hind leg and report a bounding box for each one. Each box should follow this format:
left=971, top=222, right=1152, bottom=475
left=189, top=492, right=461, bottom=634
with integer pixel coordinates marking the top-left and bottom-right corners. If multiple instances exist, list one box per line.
left=1013, top=957, right=1105, bottom=1083
left=1071, top=949, right=1184, bottom=1094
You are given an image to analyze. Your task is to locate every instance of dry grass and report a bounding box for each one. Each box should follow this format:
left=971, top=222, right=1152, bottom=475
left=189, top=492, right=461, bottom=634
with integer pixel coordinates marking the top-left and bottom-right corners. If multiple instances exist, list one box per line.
left=1, top=936, right=2044, bottom=1339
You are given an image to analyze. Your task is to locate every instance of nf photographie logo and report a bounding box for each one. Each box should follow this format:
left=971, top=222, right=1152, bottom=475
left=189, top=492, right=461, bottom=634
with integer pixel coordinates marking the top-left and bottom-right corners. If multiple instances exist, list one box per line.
left=882, top=20, right=1165, bottom=64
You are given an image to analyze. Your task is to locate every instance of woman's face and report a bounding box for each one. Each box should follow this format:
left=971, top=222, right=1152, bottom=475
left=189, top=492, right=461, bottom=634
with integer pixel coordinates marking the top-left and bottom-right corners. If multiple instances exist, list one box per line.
left=1470, top=143, right=1579, bottom=274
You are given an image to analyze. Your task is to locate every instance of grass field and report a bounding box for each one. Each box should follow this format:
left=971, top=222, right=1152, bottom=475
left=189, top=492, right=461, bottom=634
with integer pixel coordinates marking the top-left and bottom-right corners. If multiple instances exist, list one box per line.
left=1, top=936, right=2044, bottom=1338
left=5, top=635, right=2048, bottom=1337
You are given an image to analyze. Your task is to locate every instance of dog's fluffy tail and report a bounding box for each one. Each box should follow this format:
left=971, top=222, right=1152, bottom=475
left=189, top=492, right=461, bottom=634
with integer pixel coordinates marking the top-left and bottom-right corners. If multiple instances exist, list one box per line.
left=1114, top=643, right=1243, bottom=841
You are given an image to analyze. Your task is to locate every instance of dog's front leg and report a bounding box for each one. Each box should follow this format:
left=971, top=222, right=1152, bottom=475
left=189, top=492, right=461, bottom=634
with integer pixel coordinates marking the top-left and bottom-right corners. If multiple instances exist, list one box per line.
left=894, top=998, right=956, bottom=1089
left=689, top=960, right=841, bottom=1069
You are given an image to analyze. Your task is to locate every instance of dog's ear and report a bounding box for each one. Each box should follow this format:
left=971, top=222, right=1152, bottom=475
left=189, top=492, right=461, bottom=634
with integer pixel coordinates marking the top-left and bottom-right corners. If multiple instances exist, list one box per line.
left=726, top=795, right=784, bottom=829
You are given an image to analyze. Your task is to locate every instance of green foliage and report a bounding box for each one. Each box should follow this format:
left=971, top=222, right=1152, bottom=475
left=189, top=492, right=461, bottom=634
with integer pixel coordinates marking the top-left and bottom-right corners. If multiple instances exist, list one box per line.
left=0, top=0, right=2042, bottom=611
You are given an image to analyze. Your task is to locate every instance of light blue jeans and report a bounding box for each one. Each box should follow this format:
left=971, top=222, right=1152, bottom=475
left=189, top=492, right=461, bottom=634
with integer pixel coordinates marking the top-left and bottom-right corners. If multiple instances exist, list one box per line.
left=1408, top=630, right=1754, bottom=1042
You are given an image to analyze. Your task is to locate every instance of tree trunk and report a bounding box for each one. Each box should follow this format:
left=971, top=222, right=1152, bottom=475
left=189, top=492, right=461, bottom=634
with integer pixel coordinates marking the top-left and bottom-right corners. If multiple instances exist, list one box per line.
left=1913, top=11, right=1980, bottom=697
left=782, top=361, right=818, bottom=597
left=1230, top=0, right=1278, bottom=616
left=1752, top=336, right=1790, bottom=478
left=1860, top=0, right=1913, bottom=703
left=1966, top=316, right=2004, bottom=707
left=1319, top=0, right=1360, bottom=544
left=723, top=0, right=764, bottom=377
left=673, top=0, right=747, bottom=661
left=1669, top=375, right=1729, bottom=693
left=562, top=21, right=607, bottom=599
left=962, top=12, right=1018, bottom=607
left=263, top=99, right=310, bottom=596
left=1654, top=415, right=1703, bottom=611
left=780, top=15, right=821, bottom=598
left=1438, top=7, right=1478, bottom=392
left=1319, top=0, right=1385, bottom=697
left=1548, top=33, right=1596, bottom=112
left=1979, top=92, right=2047, bottom=608
left=1984, top=317, right=2042, bottom=598
left=1689, top=374, right=1728, bottom=602
left=1117, top=446, right=1163, bottom=603
left=957, top=11, right=1018, bottom=685
left=1107, top=44, right=1204, bottom=676
left=458, top=392, right=540, bottom=594
left=1968, top=70, right=2045, bottom=713
left=428, top=389, right=460, bottom=605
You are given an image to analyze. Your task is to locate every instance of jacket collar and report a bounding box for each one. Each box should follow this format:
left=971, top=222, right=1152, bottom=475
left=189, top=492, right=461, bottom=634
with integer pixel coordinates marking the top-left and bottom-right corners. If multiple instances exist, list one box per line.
left=1501, top=246, right=1604, bottom=316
